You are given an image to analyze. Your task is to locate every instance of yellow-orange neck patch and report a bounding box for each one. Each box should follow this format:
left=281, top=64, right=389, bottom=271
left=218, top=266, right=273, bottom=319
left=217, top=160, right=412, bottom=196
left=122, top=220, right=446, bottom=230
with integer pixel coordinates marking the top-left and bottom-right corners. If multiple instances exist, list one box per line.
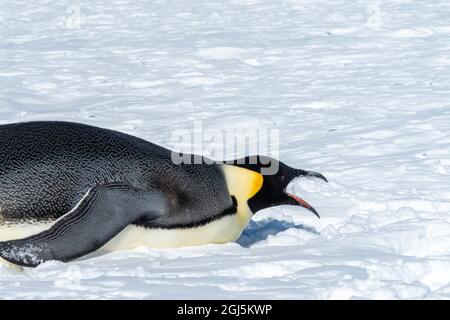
left=220, top=164, right=263, bottom=223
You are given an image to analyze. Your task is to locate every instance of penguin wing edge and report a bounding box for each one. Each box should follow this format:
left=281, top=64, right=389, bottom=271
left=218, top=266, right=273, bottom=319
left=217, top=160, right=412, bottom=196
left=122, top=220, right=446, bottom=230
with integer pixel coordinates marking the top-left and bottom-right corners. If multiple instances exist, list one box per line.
left=0, top=183, right=167, bottom=267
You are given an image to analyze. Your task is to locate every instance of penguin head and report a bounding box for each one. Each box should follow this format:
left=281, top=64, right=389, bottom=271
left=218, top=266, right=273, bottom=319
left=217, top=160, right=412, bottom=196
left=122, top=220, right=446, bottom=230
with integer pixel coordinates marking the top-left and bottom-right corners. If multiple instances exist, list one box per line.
left=231, top=155, right=327, bottom=217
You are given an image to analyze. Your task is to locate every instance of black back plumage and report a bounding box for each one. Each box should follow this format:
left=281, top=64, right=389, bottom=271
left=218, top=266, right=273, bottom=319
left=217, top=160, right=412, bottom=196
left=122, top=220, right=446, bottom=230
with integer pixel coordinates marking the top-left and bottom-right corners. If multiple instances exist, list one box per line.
left=0, top=121, right=233, bottom=228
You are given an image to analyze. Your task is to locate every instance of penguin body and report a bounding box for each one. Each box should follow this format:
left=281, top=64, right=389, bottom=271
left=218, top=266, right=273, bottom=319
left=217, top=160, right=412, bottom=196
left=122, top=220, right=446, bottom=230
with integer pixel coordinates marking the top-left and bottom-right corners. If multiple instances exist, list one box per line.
left=0, top=121, right=326, bottom=267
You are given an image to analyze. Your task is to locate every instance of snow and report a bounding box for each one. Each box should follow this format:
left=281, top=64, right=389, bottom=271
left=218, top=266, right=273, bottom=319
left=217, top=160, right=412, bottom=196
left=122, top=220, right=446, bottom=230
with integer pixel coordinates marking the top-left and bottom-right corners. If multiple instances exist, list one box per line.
left=1, top=0, right=450, bottom=299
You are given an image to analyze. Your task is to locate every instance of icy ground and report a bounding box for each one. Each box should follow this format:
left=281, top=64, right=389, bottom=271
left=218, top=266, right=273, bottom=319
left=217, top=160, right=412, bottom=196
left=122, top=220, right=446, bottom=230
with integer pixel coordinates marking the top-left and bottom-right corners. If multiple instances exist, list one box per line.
left=1, top=0, right=450, bottom=299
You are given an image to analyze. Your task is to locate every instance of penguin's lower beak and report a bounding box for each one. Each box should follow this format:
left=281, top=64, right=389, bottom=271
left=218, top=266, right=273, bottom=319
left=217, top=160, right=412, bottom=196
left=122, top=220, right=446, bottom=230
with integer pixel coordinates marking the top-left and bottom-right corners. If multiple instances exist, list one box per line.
left=287, top=193, right=320, bottom=218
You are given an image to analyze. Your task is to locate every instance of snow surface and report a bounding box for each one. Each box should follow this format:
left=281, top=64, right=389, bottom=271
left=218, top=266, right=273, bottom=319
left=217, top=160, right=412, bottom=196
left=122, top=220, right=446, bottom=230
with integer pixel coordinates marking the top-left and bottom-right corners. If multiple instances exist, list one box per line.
left=1, top=0, right=450, bottom=299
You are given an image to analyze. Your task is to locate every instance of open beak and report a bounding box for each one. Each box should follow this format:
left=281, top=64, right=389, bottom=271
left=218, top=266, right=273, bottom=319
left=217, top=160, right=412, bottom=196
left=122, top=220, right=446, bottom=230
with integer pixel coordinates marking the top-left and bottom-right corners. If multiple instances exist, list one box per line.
left=286, top=169, right=328, bottom=219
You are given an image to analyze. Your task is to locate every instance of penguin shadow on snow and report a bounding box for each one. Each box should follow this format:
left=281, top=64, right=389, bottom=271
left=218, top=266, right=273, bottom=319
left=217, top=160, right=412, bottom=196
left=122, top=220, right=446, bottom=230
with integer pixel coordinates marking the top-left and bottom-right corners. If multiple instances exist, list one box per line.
left=236, top=219, right=319, bottom=248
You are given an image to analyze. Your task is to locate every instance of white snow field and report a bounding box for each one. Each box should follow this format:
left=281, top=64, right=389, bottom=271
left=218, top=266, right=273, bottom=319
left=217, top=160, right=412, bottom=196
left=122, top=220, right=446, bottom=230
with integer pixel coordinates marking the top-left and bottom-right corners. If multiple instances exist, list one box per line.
left=1, top=0, right=450, bottom=299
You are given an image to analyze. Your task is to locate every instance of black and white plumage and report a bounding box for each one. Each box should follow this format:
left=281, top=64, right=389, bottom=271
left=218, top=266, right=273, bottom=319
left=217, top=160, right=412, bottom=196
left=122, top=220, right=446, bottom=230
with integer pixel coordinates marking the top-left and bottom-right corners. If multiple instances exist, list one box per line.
left=0, top=121, right=326, bottom=267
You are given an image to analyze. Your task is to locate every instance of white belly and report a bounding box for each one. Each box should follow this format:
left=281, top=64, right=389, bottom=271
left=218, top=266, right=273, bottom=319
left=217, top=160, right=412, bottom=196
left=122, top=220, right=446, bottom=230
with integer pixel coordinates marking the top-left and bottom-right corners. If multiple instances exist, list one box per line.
left=102, top=213, right=247, bottom=251
left=0, top=212, right=251, bottom=252
left=0, top=222, right=53, bottom=242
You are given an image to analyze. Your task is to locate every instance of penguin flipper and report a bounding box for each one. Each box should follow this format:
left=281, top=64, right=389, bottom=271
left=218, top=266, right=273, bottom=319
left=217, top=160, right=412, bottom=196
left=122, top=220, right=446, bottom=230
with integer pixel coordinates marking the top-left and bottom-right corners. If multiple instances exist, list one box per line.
left=0, top=183, right=167, bottom=267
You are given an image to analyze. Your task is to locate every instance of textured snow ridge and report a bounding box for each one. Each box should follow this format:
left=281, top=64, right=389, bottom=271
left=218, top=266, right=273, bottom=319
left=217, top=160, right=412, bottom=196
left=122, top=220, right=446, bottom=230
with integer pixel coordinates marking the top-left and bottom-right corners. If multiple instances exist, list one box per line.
left=1, top=0, right=450, bottom=299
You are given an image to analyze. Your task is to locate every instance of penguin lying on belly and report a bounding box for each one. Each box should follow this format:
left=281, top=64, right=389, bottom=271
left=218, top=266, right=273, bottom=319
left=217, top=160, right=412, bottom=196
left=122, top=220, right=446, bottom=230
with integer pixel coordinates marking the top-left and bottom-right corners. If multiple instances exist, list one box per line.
left=0, top=121, right=327, bottom=267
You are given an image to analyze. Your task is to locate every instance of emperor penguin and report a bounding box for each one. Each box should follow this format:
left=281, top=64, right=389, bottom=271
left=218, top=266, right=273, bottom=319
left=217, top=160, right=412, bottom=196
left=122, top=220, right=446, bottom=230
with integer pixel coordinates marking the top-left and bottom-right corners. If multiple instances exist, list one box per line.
left=0, top=121, right=327, bottom=267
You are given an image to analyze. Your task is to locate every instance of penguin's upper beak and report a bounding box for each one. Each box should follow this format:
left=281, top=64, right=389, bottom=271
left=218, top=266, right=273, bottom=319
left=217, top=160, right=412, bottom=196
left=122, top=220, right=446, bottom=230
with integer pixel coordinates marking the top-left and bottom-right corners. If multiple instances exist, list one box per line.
left=285, top=169, right=328, bottom=219
left=294, top=169, right=328, bottom=183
